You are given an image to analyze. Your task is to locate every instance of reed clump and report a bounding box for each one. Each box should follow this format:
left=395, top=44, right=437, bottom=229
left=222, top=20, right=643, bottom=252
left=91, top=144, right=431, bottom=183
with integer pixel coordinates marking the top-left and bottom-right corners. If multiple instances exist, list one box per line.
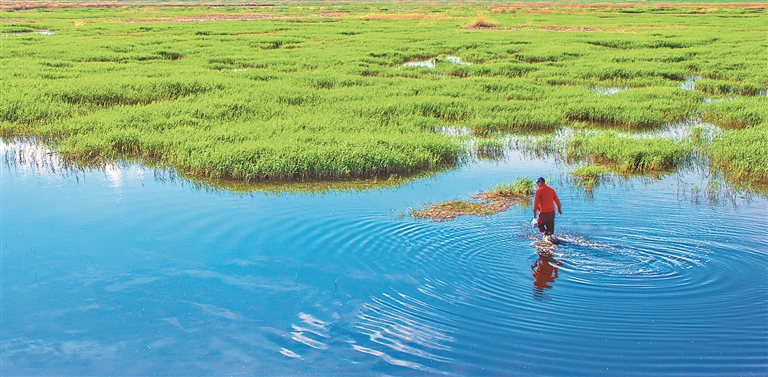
left=696, top=79, right=765, bottom=97
left=474, top=137, right=505, bottom=160
left=487, top=177, right=535, bottom=197
left=570, top=165, right=611, bottom=190
left=564, top=87, right=701, bottom=129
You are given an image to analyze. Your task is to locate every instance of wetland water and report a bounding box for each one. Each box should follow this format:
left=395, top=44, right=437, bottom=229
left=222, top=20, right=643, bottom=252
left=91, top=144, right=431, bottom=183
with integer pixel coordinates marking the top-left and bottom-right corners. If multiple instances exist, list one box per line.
left=2, top=141, right=766, bottom=376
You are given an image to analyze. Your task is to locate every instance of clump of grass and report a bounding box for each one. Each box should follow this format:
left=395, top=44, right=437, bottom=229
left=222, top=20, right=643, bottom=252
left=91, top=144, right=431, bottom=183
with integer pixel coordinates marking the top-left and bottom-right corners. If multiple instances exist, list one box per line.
left=470, top=176, right=534, bottom=210
left=570, top=164, right=610, bottom=190
left=488, top=176, right=535, bottom=197
left=410, top=200, right=495, bottom=221
left=411, top=177, right=532, bottom=221
left=700, top=96, right=768, bottom=129
left=466, top=15, right=498, bottom=28
left=696, top=79, right=765, bottom=97
left=564, top=87, right=700, bottom=129
left=567, top=133, right=692, bottom=173
left=709, top=125, right=768, bottom=187
left=474, top=137, right=505, bottom=160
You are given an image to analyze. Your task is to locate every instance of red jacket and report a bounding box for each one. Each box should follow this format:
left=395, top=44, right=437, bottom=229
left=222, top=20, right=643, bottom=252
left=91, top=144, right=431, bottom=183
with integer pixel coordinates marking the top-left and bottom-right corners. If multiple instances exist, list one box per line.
left=534, top=185, right=561, bottom=213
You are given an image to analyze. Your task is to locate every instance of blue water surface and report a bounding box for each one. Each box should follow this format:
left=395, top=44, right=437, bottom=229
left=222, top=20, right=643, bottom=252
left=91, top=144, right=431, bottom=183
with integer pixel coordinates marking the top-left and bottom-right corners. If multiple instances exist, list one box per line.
left=2, top=142, right=766, bottom=376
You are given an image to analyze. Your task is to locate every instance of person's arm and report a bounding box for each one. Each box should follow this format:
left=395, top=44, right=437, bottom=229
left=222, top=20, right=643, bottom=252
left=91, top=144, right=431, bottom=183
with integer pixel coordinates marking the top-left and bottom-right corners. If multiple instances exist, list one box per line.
left=554, top=192, right=562, bottom=215
left=532, top=191, right=540, bottom=218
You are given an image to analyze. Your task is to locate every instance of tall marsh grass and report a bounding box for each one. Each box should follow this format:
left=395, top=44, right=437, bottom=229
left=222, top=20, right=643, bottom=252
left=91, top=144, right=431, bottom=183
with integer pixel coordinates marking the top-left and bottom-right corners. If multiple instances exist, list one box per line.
left=700, top=97, right=768, bottom=129
left=709, top=125, right=768, bottom=187
left=490, top=177, right=535, bottom=197
left=567, top=132, right=692, bottom=173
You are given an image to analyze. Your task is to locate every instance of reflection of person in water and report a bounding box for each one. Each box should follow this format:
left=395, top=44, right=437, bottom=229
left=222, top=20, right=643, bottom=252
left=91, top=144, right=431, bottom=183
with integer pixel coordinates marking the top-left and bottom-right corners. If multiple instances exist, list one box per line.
left=531, top=251, right=563, bottom=289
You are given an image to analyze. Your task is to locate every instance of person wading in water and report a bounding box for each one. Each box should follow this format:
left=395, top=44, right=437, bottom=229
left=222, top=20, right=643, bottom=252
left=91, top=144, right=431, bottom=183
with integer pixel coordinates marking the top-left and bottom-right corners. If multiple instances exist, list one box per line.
left=532, top=177, right=562, bottom=242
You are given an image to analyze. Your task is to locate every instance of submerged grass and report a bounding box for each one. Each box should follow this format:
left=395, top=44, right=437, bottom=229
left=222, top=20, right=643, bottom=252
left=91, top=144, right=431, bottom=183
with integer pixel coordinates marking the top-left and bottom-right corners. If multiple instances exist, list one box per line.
left=410, top=199, right=497, bottom=221
left=1, top=2, right=766, bottom=188
left=411, top=176, right=533, bottom=221
left=570, top=164, right=611, bottom=190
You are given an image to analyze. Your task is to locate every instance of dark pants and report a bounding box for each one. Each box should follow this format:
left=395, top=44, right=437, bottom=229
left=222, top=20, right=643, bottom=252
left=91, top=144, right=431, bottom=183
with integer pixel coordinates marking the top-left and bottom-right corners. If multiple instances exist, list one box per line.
left=537, top=211, right=555, bottom=235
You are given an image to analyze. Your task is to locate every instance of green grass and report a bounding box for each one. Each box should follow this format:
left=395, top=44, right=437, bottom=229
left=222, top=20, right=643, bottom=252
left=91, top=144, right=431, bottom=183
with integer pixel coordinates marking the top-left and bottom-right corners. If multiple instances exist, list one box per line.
left=709, top=125, right=768, bottom=187
left=490, top=177, right=535, bottom=197
left=700, top=96, right=768, bottom=129
left=570, top=165, right=611, bottom=190
left=567, top=132, right=692, bottom=174
left=1, top=2, right=766, bottom=187
left=474, top=137, right=505, bottom=160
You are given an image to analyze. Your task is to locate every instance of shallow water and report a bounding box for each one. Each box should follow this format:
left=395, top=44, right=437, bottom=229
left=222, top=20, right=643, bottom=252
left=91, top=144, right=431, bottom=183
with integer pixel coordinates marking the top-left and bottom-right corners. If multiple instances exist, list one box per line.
left=402, top=56, right=470, bottom=69
left=680, top=76, right=704, bottom=91
left=589, top=86, right=627, bottom=96
left=2, top=141, right=766, bottom=376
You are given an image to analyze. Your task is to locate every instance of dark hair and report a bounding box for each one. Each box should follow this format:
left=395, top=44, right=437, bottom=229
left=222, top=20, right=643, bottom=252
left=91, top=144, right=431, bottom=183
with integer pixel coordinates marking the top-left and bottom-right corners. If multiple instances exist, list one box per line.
left=536, top=177, right=545, bottom=183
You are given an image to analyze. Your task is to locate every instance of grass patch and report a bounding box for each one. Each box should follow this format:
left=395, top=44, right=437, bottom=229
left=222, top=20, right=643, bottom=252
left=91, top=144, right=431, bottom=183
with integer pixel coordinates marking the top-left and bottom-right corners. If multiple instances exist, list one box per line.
left=570, top=164, right=611, bottom=190
left=488, top=177, right=535, bottom=197
left=696, top=79, right=766, bottom=97
left=474, top=137, right=505, bottom=160
left=466, top=15, right=498, bottom=28
left=410, top=199, right=496, bottom=221
left=700, top=96, right=768, bottom=129
left=411, top=177, right=532, bottom=221
left=567, top=132, right=692, bottom=173
left=709, top=125, right=768, bottom=187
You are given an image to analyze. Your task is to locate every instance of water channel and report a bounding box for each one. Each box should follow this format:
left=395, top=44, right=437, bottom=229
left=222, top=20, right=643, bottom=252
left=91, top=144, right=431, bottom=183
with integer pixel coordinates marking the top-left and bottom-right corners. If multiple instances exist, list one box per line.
left=2, top=140, right=766, bottom=376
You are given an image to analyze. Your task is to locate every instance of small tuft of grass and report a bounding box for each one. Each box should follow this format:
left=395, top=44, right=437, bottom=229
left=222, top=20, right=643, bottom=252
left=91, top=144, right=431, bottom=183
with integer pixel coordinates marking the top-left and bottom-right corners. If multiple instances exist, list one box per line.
left=570, top=165, right=610, bottom=190
left=466, top=15, right=498, bottom=28
left=474, top=137, right=505, bottom=160
left=489, top=176, right=535, bottom=197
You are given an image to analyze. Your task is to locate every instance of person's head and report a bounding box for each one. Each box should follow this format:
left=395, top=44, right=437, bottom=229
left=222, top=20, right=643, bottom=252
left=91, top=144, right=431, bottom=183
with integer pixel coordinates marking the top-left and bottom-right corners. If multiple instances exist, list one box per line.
left=535, top=177, right=545, bottom=187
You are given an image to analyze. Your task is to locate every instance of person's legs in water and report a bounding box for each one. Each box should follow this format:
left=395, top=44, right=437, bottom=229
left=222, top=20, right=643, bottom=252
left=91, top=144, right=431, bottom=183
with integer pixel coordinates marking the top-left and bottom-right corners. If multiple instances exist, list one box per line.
left=537, top=211, right=555, bottom=236
left=544, top=217, right=555, bottom=236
